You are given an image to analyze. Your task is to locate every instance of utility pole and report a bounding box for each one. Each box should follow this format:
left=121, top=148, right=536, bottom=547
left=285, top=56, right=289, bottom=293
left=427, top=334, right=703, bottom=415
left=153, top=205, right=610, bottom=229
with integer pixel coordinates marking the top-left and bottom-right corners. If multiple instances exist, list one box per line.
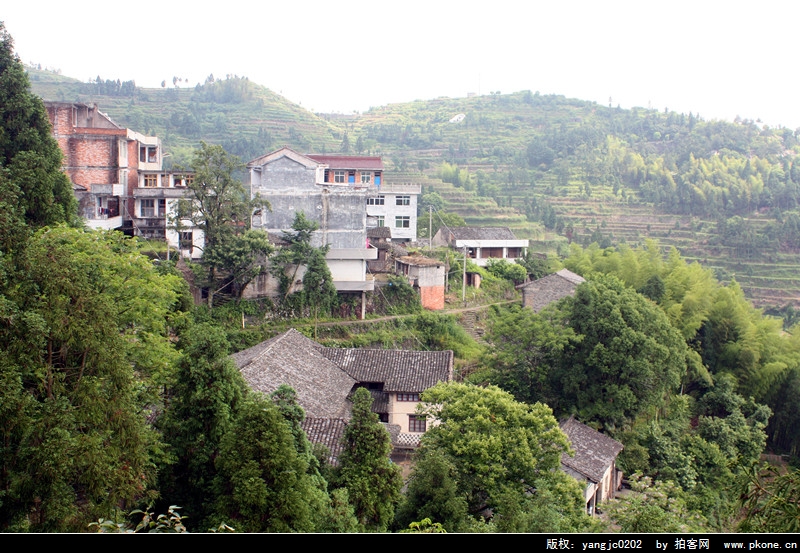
left=429, top=205, right=432, bottom=252
left=462, top=245, right=467, bottom=305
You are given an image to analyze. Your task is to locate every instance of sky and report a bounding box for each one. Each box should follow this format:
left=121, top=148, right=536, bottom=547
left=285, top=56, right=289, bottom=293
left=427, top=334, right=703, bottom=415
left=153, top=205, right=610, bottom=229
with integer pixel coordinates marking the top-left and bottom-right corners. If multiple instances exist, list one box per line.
left=4, top=1, right=799, bottom=129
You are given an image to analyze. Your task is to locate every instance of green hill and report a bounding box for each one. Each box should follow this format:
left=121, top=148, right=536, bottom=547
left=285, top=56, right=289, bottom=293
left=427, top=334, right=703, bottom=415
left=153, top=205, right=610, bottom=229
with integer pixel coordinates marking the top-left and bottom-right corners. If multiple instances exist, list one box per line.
left=29, top=68, right=800, bottom=309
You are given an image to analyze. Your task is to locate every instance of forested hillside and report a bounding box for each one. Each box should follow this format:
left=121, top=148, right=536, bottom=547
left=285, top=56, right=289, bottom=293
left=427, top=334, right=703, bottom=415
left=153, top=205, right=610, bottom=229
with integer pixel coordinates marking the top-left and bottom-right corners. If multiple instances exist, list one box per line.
left=29, top=68, right=800, bottom=311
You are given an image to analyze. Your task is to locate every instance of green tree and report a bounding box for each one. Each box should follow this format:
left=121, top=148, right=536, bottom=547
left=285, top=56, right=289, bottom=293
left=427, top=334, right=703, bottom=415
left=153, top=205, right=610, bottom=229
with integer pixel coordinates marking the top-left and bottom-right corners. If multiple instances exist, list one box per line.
left=605, top=475, right=709, bottom=533
left=269, top=384, right=358, bottom=532
left=739, top=464, right=800, bottom=532
left=0, top=227, right=181, bottom=531
left=558, top=275, right=687, bottom=428
left=418, top=383, right=576, bottom=523
left=270, top=212, right=337, bottom=319
left=213, top=395, right=317, bottom=532
left=156, top=323, right=247, bottom=530
left=485, top=304, right=577, bottom=407
left=334, top=387, right=402, bottom=531
left=0, top=23, right=77, bottom=233
left=174, top=142, right=268, bottom=306
left=394, top=448, right=470, bottom=532
left=485, top=258, right=528, bottom=284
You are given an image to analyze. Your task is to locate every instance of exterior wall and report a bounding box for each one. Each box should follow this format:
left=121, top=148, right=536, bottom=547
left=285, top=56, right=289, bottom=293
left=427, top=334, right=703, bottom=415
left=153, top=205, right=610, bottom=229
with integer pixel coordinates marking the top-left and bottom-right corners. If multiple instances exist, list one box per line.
left=326, top=258, right=367, bottom=282
left=45, top=102, right=172, bottom=236
left=419, top=285, right=445, bottom=311
left=396, top=258, right=446, bottom=310
left=456, top=239, right=529, bottom=267
left=388, top=394, right=423, bottom=434
left=45, top=102, right=128, bottom=230
left=252, top=156, right=368, bottom=250
left=366, top=184, right=421, bottom=242
left=521, top=278, right=580, bottom=311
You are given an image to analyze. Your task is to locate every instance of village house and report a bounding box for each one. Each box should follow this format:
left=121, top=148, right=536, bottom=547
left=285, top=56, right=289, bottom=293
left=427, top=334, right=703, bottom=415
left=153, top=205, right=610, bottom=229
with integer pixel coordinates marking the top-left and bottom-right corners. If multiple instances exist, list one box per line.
left=246, top=148, right=378, bottom=315
left=559, top=416, right=624, bottom=515
left=232, top=328, right=453, bottom=458
left=44, top=101, right=201, bottom=256
left=245, top=148, right=423, bottom=316
left=432, top=226, right=528, bottom=266
left=394, top=253, right=447, bottom=310
left=518, top=268, right=586, bottom=311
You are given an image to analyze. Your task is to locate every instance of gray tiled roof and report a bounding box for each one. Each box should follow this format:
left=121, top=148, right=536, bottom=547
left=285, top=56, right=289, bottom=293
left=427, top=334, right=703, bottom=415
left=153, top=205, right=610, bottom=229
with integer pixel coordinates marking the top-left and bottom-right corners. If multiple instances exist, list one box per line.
left=518, top=269, right=586, bottom=312
left=301, top=417, right=348, bottom=466
left=560, top=417, right=624, bottom=484
left=368, top=226, right=392, bottom=239
left=233, top=329, right=356, bottom=419
left=448, top=226, right=519, bottom=241
left=319, top=348, right=453, bottom=393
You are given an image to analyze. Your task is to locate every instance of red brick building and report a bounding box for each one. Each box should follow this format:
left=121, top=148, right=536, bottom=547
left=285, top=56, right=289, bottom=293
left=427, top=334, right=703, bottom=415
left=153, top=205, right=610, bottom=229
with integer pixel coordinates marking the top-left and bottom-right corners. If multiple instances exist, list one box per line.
left=44, top=102, right=202, bottom=256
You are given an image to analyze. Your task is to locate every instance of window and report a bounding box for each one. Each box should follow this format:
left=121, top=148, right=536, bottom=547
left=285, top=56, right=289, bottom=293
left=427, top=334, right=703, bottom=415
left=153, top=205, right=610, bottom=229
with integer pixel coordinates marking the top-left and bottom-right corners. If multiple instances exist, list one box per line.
left=180, top=231, right=193, bottom=253
left=143, top=174, right=157, bottom=187
left=376, top=216, right=385, bottom=227
left=159, top=199, right=166, bottom=216
left=334, top=170, right=346, bottom=183
left=367, top=195, right=385, bottom=206
left=141, top=199, right=155, bottom=217
left=139, top=146, right=158, bottom=163
left=396, top=195, right=410, bottom=206
left=408, top=415, right=427, bottom=433
left=395, top=216, right=410, bottom=228
left=397, top=393, right=420, bottom=402
left=361, top=171, right=371, bottom=184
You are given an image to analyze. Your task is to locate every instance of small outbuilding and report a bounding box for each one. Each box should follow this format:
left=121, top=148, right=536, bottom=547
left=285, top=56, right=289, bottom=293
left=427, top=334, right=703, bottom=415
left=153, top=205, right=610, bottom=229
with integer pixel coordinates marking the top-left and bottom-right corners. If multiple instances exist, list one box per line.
left=517, top=268, right=585, bottom=312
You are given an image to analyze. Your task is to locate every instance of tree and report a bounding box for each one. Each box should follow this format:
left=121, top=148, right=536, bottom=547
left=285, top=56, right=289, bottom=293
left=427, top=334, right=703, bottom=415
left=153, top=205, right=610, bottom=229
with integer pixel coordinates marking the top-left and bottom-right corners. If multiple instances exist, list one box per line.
left=270, top=212, right=337, bottom=319
left=394, top=448, right=469, bottom=532
left=485, top=304, right=577, bottom=407
left=213, top=395, right=317, bottom=532
left=485, top=258, right=528, bottom=284
left=739, top=464, right=800, bottom=533
left=557, top=275, right=687, bottom=428
left=0, top=227, right=182, bottom=531
left=156, top=323, right=247, bottom=530
left=0, top=22, right=77, bottom=246
left=418, top=383, right=575, bottom=522
left=605, top=475, right=709, bottom=533
left=174, top=142, right=268, bottom=305
left=333, top=387, right=402, bottom=531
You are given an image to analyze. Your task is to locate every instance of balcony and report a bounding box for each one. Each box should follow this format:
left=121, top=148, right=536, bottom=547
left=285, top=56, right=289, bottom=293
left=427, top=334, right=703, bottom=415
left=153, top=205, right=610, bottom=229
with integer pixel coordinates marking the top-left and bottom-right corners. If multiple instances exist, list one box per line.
left=326, top=247, right=379, bottom=260
left=86, top=215, right=123, bottom=231
left=138, top=217, right=167, bottom=229
left=133, top=187, right=190, bottom=199
left=89, top=183, right=125, bottom=196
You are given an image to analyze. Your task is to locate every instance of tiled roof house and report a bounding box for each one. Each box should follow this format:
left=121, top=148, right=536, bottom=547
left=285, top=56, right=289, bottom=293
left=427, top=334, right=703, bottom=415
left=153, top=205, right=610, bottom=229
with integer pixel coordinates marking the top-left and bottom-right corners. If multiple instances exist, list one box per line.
left=232, top=329, right=453, bottom=454
left=560, top=416, right=624, bottom=515
left=518, top=268, right=585, bottom=312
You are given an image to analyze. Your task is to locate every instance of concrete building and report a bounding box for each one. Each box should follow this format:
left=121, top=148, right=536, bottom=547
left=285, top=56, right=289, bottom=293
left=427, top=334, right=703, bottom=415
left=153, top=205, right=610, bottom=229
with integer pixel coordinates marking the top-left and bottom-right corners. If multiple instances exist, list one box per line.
left=365, top=182, right=421, bottom=243
left=133, top=169, right=204, bottom=259
left=432, top=226, right=528, bottom=267
left=395, top=254, right=446, bottom=310
left=246, top=148, right=381, bottom=315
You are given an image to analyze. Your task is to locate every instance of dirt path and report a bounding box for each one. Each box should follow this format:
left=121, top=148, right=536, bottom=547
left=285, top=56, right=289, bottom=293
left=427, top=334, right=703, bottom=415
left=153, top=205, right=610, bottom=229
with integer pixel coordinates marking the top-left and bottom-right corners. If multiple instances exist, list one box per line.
left=310, top=299, right=517, bottom=328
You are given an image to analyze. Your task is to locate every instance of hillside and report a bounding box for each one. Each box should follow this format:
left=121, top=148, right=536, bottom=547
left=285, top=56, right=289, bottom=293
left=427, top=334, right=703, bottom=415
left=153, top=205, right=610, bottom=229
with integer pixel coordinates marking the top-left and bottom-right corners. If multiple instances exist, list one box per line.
left=29, top=68, right=800, bottom=310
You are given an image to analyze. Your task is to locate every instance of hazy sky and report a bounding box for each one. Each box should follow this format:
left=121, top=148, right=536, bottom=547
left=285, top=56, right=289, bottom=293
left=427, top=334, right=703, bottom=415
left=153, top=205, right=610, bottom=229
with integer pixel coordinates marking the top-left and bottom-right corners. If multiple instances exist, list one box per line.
left=4, top=1, right=799, bottom=129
